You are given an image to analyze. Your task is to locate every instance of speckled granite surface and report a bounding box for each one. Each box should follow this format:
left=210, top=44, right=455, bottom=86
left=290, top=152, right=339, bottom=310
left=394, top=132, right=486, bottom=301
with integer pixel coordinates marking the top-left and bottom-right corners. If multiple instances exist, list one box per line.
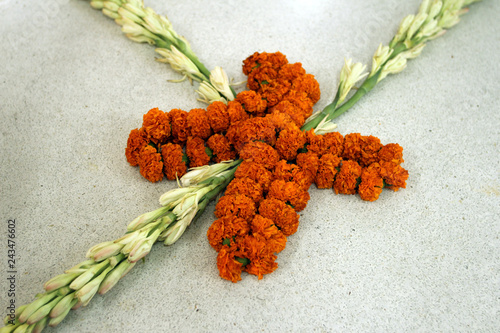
left=1, top=0, right=499, bottom=332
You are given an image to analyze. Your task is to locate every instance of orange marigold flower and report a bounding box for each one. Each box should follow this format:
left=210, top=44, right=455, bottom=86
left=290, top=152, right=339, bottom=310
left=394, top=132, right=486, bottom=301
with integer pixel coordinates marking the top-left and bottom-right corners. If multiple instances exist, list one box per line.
left=333, top=160, right=362, bottom=195
left=225, top=177, right=264, bottom=204
left=359, top=135, right=383, bottom=167
left=323, top=132, right=344, bottom=156
left=259, top=198, right=300, bottom=236
left=125, top=128, right=149, bottom=166
left=358, top=164, right=384, bottom=202
left=142, top=107, right=171, bottom=144
left=206, top=134, right=237, bottom=163
left=278, top=63, right=306, bottom=81
left=265, top=110, right=298, bottom=132
left=316, top=154, right=343, bottom=189
left=378, top=143, right=404, bottom=165
left=271, top=100, right=306, bottom=128
left=227, top=100, right=250, bottom=126
left=242, top=51, right=288, bottom=76
left=305, top=130, right=327, bottom=157
left=239, top=235, right=278, bottom=280
left=215, top=194, right=256, bottom=222
left=272, top=160, right=310, bottom=191
left=186, top=137, right=211, bottom=168
left=291, top=73, right=321, bottom=104
left=275, top=126, right=306, bottom=161
left=206, top=101, right=230, bottom=133
left=138, top=145, right=163, bottom=183
left=296, top=152, right=320, bottom=184
left=273, top=160, right=301, bottom=182
left=207, top=216, right=250, bottom=252
left=247, top=64, right=278, bottom=91
left=342, top=133, right=362, bottom=162
left=258, top=79, right=291, bottom=107
left=235, top=91, right=267, bottom=116
left=239, top=141, right=280, bottom=170
left=378, top=161, right=409, bottom=191
left=216, top=245, right=244, bottom=283
left=283, top=90, right=313, bottom=119
left=187, top=108, right=212, bottom=139
left=250, top=215, right=287, bottom=254
left=267, top=179, right=310, bottom=212
left=226, top=117, right=277, bottom=151
left=161, top=143, right=187, bottom=180
left=169, top=108, right=189, bottom=144
left=235, top=161, right=273, bottom=192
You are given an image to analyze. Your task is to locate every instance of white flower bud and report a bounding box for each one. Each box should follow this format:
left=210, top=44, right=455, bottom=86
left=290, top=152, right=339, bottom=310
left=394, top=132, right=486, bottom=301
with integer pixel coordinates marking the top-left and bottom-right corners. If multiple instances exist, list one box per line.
left=103, top=1, right=120, bottom=12
left=127, top=237, right=155, bottom=263
left=155, top=46, right=205, bottom=82
left=75, top=267, right=112, bottom=306
left=172, top=185, right=214, bottom=219
left=162, top=208, right=198, bottom=245
left=378, top=53, right=407, bottom=83
left=438, top=10, right=461, bottom=29
left=400, top=43, right=426, bottom=60
left=210, top=67, right=235, bottom=101
left=69, top=260, right=109, bottom=291
left=90, top=1, right=104, bottom=10
left=98, top=260, right=136, bottom=295
left=338, top=59, right=368, bottom=104
left=121, top=19, right=148, bottom=36
left=49, top=293, right=76, bottom=319
left=43, top=273, right=80, bottom=292
left=419, top=0, right=432, bottom=15
left=102, top=8, right=120, bottom=19
left=427, top=0, right=444, bottom=21
left=158, top=186, right=200, bottom=207
left=143, top=14, right=169, bottom=38
left=406, top=12, right=428, bottom=41
left=196, top=81, right=226, bottom=104
left=26, top=296, right=63, bottom=324
left=123, top=2, right=147, bottom=18
left=117, top=6, right=143, bottom=24
left=127, top=206, right=171, bottom=231
left=18, top=292, right=58, bottom=324
left=314, top=120, right=338, bottom=136
left=416, top=19, right=442, bottom=40
left=180, top=161, right=236, bottom=187
left=370, top=44, right=393, bottom=77
left=91, top=243, right=124, bottom=262
left=391, top=14, right=415, bottom=46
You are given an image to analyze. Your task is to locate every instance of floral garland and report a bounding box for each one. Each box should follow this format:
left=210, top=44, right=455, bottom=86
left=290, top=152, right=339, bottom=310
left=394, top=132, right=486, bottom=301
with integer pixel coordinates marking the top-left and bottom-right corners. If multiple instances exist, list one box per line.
left=2, top=0, right=479, bottom=331
left=125, top=51, right=409, bottom=282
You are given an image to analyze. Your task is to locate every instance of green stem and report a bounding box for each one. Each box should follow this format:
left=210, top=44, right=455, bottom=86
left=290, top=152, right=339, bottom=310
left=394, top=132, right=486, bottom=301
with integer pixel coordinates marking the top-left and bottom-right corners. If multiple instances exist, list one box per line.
left=300, top=72, right=379, bottom=131
left=301, top=41, right=410, bottom=132
left=327, top=72, right=379, bottom=121
left=300, top=83, right=340, bottom=132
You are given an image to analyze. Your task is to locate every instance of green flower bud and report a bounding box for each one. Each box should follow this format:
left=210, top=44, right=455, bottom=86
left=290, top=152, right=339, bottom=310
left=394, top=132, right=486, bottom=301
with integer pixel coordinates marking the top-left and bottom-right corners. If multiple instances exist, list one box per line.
left=43, top=273, right=80, bottom=292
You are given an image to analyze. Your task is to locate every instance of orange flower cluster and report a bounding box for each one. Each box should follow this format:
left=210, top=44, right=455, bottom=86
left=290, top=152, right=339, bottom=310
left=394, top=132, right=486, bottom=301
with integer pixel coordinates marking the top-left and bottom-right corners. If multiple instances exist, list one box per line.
left=243, top=51, right=320, bottom=127
left=123, top=52, right=410, bottom=283
left=208, top=127, right=408, bottom=282
left=126, top=52, right=321, bottom=183
left=207, top=106, right=316, bottom=283
left=302, top=131, right=409, bottom=202
left=125, top=104, right=237, bottom=182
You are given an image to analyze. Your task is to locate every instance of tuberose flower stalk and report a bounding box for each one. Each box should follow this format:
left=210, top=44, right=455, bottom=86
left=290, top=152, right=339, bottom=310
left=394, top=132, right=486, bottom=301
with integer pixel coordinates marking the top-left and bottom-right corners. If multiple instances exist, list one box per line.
left=88, top=0, right=235, bottom=103
left=301, top=0, right=481, bottom=132
left=0, top=164, right=240, bottom=332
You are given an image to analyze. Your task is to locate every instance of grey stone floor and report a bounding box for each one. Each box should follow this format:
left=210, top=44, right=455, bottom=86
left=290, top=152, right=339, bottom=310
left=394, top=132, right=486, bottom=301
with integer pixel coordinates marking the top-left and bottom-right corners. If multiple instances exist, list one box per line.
left=1, top=0, right=499, bottom=332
